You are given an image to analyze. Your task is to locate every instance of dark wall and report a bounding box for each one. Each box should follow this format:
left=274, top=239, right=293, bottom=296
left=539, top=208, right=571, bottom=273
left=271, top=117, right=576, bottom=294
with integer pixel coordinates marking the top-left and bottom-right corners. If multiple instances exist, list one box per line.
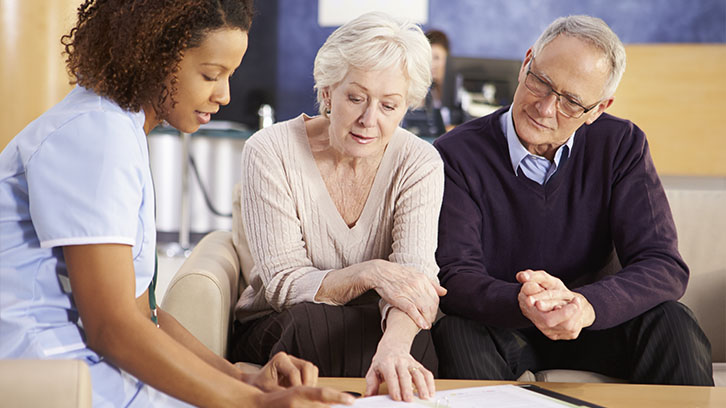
left=276, top=1, right=334, bottom=122
left=226, top=0, right=726, bottom=126
left=215, top=0, right=279, bottom=128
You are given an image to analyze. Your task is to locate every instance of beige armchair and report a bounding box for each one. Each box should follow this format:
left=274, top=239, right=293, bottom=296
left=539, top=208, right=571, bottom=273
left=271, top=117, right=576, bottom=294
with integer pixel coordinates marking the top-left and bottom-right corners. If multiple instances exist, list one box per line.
left=162, top=176, right=726, bottom=385
left=0, top=359, right=92, bottom=408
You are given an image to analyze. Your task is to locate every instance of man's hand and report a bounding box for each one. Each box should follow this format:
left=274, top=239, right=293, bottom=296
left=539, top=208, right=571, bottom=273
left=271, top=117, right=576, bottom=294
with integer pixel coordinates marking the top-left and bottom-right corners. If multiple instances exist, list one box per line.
left=516, top=270, right=596, bottom=340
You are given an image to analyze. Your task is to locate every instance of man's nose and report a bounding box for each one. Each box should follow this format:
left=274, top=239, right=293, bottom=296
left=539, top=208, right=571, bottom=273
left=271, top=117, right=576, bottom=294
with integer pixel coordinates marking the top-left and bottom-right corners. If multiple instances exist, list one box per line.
left=537, top=92, right=558, bottom=117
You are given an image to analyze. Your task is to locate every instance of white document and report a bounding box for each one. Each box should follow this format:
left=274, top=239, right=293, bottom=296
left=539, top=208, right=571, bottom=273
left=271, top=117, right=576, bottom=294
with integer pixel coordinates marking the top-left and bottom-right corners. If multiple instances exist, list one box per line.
left=332, top=384, right=577, bottom=407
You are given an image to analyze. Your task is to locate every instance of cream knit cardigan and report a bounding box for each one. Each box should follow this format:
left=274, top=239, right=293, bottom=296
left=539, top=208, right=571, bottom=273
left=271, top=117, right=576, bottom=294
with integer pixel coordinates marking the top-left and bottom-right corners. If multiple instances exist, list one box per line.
left=233, top=114, right=444, bottom=324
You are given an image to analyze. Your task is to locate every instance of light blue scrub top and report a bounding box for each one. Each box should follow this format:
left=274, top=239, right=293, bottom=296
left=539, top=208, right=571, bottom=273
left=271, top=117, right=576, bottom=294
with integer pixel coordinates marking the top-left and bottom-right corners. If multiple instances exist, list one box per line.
left=0, top=86, right=177, bottom=407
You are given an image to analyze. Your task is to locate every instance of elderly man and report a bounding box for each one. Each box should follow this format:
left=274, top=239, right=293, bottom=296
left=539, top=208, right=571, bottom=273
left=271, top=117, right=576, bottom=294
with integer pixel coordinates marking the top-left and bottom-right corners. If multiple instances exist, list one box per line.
left=432, top=15, right=713, bottom=385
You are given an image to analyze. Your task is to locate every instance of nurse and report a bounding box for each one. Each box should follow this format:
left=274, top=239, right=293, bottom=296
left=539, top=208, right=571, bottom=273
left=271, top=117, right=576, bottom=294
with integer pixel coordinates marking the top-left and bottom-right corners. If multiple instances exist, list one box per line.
left=0, top=1, right=352, bottom=407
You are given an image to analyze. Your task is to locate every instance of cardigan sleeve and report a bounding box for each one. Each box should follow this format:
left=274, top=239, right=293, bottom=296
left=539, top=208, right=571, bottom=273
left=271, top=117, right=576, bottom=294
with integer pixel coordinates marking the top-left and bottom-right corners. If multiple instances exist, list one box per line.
left=380, top=139, right=445, bottom=326
left=575, top=122, right=688, bottom=330
left=238, top=132, right=331, bottom=313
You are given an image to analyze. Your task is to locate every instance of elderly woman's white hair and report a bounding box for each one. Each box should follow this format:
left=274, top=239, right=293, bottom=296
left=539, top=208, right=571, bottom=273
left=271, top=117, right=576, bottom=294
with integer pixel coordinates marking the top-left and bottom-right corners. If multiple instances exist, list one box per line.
left=532, top=15, right=626, bottom=99
left=313, top=11, right=432, bottom=116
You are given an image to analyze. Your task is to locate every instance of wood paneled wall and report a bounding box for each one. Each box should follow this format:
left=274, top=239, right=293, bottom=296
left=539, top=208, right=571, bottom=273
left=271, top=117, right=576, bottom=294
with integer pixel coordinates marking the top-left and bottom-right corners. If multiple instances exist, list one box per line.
left=0, top=0, right=77, bottom=149
left=607, top=44, right=726, bottom=176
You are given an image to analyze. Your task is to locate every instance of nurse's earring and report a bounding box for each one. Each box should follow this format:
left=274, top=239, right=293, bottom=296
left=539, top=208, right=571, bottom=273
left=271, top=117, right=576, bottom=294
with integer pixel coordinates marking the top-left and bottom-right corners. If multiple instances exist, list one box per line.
left=325, top=101, right=331, bottom=117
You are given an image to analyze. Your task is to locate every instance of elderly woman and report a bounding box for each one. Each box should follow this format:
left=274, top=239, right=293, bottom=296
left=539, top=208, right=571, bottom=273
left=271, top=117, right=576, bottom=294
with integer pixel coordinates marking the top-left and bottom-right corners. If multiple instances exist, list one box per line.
left=230, top=12, right=446, bottom=402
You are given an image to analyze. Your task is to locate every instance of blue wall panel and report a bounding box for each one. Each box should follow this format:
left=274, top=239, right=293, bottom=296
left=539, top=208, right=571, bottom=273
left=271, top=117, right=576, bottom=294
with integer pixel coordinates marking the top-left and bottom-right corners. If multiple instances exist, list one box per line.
left=275, top=0, right=726, bottom=122
left=427, top=0, right=726, bottom=59
left=277, top=1, right=331, bottom=121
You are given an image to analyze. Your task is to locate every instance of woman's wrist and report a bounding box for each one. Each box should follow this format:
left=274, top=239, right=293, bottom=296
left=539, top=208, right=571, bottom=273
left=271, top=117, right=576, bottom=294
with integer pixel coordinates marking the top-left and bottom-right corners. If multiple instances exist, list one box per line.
left=356, top=259, right=379, bottom=290
left=378, top=309, right=418, bottom=351
left=378, top=332, right=413, bottom=353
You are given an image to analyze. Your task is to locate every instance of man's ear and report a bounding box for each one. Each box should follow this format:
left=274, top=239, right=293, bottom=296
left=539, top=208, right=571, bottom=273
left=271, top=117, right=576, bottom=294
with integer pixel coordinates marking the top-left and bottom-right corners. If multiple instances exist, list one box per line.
left=585, top=97, right=614, bottom=125
left=520, top=48, right=534, bottom=79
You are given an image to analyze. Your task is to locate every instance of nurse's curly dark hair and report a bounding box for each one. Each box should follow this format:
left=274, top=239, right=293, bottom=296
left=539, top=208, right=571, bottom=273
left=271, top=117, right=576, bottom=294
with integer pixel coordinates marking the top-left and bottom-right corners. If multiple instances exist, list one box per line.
left=61, top=0, right=254, bottom=116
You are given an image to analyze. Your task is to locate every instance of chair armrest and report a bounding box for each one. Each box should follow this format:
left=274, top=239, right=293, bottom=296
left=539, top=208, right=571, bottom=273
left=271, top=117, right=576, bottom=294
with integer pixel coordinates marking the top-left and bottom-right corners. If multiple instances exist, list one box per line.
left=0, top=359, right=92, bottom=408
left=161, top=230, right=239, bottom=357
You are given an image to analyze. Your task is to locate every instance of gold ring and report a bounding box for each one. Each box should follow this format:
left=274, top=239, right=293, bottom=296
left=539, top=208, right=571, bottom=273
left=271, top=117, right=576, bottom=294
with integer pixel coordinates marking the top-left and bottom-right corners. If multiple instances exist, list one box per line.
left=410, top=366, right=419, bottom=372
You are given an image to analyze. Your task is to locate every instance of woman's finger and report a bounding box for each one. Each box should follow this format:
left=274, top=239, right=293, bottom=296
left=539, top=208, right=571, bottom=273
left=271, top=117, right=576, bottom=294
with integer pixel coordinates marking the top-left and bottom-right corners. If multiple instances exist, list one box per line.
left=423, top=367, right=436, bottom=399
left=394, top=362, right=415, bottom=402
left=271, top=351, right=303, bottom=387
left=364, top=366, right=381, bottom=397
left=286, top=353, right=319, bottom=386
left=431, top=280, right=448, bottom=297
left=380, top=362, right=402, bottom=401
left=409, top=365, right=433, bottom=400
left=397, top=299, right=429, bottom=329
left=300, top=360, right=319, bottom=386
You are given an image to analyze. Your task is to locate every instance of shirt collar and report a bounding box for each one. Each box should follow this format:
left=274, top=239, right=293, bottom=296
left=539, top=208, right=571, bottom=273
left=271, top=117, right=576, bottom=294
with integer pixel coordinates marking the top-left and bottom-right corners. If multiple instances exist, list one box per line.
left=130, top=109, right=147, bottom=133
left=500, top=107, right=575, bottom=175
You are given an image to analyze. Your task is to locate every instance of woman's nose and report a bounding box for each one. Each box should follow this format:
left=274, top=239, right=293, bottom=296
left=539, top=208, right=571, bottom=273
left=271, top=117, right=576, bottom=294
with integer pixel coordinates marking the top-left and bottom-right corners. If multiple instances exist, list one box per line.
left=212, top=79, right=231, bottom=106
left=359, top=104, right=377, bottom=127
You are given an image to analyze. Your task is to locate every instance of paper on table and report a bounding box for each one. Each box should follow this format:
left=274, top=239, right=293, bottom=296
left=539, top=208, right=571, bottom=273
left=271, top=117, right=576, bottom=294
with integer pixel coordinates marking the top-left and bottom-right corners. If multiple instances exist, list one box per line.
left=332, top=384, right=576, bottom=407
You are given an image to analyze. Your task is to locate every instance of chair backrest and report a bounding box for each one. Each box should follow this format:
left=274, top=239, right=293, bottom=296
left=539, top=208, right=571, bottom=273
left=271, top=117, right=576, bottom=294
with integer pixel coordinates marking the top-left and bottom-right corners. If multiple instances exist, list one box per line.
left=662, top=176, right=726, bottom=363
left=576, top=176, right=725, bottom=363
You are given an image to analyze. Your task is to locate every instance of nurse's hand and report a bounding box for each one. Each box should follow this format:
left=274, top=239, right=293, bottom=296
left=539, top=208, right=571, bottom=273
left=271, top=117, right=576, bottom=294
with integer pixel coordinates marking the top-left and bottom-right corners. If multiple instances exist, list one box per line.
left=244, top=352, right=320, bottom=391
left=252, top=386, right=354, bottom=408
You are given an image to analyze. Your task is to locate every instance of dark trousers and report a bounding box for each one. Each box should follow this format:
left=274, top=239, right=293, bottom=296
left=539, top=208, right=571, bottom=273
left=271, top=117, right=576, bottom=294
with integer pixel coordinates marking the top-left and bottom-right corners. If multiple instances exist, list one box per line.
left=230, top=302, right=438, bottom=377
left=432, top=301, right=713, bottom=386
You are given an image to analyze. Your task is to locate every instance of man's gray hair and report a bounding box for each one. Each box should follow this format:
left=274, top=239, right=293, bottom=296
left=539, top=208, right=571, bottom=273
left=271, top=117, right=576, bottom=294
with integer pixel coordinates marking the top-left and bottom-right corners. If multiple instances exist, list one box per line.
left=313, top=11, right=432, bottom=115
left=532, top=15, right=626, bottom=99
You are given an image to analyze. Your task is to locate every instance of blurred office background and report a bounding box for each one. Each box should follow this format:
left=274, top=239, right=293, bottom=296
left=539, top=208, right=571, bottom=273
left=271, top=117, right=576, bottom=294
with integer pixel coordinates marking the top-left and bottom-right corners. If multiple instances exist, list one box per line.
left=2, top=0, right=725, bottom=298
left=3, top=0, right=724, bottom=170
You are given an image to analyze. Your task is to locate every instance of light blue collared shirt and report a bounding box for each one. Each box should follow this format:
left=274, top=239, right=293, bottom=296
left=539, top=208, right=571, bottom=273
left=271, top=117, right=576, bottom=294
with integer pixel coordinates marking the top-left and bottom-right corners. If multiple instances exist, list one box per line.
left=0, top=86, right=187, bottom=406
left=500, top=108, right=574, bottom=185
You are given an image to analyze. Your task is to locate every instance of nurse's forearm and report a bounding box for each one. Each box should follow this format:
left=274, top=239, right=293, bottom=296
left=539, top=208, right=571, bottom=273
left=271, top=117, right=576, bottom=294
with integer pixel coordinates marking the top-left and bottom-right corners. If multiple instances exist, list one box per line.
left=157, top=307, right=244, bottom=380
left=95, top=305, right=260, bottom=407
left=64, top=244, right=261, bottom=408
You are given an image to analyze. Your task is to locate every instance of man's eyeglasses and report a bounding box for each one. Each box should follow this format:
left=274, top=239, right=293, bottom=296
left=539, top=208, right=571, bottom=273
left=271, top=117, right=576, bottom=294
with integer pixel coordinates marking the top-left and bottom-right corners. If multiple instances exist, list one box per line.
left=524, top=59, right=601, bottom=119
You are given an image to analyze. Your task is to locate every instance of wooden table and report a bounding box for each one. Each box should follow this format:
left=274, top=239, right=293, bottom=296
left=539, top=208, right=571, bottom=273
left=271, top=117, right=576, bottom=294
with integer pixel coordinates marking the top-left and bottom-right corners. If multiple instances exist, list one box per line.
left=318, top=377, right=726, bottom=407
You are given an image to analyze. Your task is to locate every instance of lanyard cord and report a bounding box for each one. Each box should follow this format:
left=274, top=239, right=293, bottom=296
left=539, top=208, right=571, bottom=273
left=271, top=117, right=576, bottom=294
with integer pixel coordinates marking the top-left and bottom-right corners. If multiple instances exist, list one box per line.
left=149, top=254, right=159, bottom=327
left=147, top=135, right=160, bottom=328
